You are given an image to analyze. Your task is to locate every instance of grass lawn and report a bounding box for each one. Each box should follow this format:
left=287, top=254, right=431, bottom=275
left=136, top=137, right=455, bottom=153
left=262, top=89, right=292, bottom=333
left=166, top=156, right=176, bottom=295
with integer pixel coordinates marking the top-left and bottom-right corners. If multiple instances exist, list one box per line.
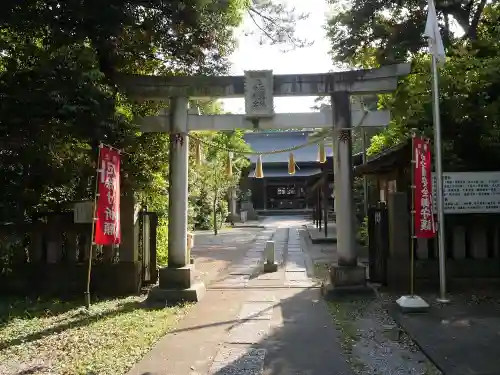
left=0, top=296, right=192, bottom=375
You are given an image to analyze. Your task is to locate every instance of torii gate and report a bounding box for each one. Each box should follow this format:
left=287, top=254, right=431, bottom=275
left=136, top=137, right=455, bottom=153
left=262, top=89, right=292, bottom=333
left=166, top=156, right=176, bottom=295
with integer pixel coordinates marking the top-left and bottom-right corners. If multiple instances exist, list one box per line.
left=118, top=64, right=410, bottom=302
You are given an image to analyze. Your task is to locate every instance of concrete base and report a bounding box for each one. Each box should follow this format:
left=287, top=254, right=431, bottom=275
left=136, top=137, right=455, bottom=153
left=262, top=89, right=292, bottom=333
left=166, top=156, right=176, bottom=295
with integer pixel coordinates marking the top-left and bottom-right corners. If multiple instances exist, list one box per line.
left=330, top=264, right=366, bottom=288
left=147, top=282, right=206, bottom=305
left=321, top=264, right=372, bottom=299
left=147, top=264, right=206, bottom=304
left=396, top=295, right=430, bottom=313
left=159, top=264, right=195, bottom=289
left=263, top=262, right=278, bottom=273
left=321, top=281, right=374, bottom=299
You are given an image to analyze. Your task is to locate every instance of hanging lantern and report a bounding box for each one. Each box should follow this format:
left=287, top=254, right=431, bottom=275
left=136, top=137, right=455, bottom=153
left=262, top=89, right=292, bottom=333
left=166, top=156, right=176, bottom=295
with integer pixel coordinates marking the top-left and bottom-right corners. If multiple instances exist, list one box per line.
left=318, top=141, right=326, bottom=164
left=194, top=139, right=202, bottom=165
left=288, top=152, right=296, bottom=175
left=226, top=152, right=233, bottom=177
left=254, top=154, right=264, bottom=178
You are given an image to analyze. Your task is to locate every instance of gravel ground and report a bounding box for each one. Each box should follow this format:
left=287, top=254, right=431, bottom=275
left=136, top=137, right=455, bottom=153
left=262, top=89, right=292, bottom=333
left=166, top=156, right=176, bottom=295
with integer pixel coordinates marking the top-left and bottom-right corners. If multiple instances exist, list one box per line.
left=327, top=294, right=441, bottom=375
left=311, top=261, right=441, bottom=375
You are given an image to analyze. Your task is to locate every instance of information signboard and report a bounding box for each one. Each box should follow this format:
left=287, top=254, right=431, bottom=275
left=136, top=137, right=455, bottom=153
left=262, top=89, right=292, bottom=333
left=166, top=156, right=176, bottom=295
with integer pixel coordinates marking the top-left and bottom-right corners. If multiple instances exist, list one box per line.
left=74, top=201, right=93, bottom=223
left=432, top=172, right=500, bottom=214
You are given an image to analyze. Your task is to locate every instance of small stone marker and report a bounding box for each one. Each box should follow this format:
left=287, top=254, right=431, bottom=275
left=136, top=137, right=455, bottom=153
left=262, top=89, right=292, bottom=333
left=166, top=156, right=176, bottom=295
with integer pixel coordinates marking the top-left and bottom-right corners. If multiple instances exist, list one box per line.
left=263, top=240, right=278, bottom=272
left=382, top=324, right=402, bottom=341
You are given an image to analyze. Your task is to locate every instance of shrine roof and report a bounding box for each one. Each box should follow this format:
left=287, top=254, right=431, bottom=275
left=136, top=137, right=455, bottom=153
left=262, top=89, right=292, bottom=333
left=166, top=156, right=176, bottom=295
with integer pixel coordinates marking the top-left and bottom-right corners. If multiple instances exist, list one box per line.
left=243, top=131, right=333, bottom=164
left=354, top=139, right=411, bottom=176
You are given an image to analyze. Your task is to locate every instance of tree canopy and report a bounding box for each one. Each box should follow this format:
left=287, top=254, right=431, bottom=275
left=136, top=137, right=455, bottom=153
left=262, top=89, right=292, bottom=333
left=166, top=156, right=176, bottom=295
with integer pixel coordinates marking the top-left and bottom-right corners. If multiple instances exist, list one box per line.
left=326, top=0, right=489, bottom=67
left=0, top=0, right=310, bottom=273
left=326, top=0, right=500, bottom=172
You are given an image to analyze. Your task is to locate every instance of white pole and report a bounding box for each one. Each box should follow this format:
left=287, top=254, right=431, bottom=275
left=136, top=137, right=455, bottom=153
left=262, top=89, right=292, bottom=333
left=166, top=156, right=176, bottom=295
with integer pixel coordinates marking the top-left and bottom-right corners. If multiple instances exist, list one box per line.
left=430, top=54, right=449, bottom=303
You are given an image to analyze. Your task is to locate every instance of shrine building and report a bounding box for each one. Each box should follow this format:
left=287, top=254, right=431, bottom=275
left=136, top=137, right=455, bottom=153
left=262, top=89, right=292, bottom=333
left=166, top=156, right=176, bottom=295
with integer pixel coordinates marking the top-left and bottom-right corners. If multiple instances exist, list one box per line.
left=240, top=131, right=332, bottom=215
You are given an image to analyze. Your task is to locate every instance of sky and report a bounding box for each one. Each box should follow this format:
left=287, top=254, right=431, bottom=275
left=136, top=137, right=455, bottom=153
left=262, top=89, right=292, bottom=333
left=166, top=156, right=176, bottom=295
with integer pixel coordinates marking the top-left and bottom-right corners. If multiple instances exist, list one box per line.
left=221, top=0, right=333, bottom=114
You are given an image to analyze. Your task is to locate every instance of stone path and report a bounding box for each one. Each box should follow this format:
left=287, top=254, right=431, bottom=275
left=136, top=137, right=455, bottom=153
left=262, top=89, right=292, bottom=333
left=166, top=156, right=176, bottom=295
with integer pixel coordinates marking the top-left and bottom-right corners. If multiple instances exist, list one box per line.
left=127, top=221, right=353, bottom=375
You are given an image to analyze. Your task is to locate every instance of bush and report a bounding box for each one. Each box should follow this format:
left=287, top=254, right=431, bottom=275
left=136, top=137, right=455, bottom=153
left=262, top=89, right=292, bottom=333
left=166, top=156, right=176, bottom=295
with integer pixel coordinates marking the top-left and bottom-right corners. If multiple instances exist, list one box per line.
left=192, top=195, right=212, bottom=230
left=357, top=216, right=368, bottom=246
left=156, top=218, right=168, bottom=267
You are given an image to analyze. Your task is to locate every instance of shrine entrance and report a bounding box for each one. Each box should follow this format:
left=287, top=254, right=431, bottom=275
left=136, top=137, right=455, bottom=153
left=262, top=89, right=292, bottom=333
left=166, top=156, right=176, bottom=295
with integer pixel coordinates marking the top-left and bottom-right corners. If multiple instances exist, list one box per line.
left=266, top=183, right=303, bottom=210
left=117, top=64, right=410, bottom=302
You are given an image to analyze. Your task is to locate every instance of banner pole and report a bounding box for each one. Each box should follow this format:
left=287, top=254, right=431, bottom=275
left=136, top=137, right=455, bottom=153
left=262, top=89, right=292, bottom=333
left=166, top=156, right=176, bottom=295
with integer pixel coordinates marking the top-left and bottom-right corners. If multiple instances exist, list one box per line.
left=85, top=143, right=103, bottom=310
left=431, top=53, right=449, bottom=303
left=410, top=131, right=416, bottom=296
left=395, top=131, right=429, bottom=312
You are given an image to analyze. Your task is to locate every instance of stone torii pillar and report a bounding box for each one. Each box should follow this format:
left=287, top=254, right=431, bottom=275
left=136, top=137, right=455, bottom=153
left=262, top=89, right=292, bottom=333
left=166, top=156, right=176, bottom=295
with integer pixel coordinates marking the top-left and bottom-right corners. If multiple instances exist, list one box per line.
left=147, top=97, right=208, bottom=303
left=167, top=97, right=189, bottom=268
left=328, top=92, right=366, bottom=289
left=332, top=92, right=357, bottom=266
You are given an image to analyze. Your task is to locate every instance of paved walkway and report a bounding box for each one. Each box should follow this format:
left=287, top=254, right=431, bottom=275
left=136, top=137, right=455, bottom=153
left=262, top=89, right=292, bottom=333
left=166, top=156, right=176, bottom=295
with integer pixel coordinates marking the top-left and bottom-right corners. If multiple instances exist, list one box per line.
left=127, top=218, right=353, bottom=375
left=388, top=292, right=500, bottom=375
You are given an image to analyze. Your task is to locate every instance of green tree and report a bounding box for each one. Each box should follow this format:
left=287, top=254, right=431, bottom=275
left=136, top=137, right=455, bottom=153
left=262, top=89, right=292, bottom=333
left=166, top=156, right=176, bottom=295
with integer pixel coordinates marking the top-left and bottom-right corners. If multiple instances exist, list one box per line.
left=0, top=0, right=309, bottom=274
left=365, top=3, right=500, bottom=171
left=326, top=0, right=489, bottom=66
left=198, top=157, right=236, bottom=235
left=191, top=131, right=250, bottom=234
left=246, top=0, right=311, bottom=50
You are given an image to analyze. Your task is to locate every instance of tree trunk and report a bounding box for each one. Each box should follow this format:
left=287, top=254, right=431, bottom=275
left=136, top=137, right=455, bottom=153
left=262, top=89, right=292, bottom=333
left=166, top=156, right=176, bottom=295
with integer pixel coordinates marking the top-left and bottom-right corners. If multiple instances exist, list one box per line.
left=213, top=197, right=218, bottom=235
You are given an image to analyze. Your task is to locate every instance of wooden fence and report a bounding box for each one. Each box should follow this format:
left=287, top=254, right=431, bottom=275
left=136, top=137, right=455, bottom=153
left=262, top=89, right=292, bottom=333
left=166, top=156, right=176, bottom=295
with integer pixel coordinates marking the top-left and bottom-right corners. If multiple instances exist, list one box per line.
left=0, top=210, right=158, bottom=297
left=369, top=193, right=500, bottom=289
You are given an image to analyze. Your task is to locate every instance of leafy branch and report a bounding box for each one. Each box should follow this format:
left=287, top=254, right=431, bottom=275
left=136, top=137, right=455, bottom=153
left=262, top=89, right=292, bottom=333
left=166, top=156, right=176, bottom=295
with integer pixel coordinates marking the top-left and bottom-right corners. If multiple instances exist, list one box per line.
left=246, top=0, right=313, bottom=51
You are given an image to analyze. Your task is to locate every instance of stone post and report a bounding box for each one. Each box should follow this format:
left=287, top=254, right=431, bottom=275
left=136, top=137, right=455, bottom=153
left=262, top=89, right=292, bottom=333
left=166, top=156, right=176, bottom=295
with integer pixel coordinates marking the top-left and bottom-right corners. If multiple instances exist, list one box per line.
left=119, top=192, right=139, bottom=263
left=387, top=192, right=411, bottom=287
left=229, top=188, right=237, bottom=222
left=328, top=92, right=366, bottom=290
left=264, top=240, right=278, bottom=272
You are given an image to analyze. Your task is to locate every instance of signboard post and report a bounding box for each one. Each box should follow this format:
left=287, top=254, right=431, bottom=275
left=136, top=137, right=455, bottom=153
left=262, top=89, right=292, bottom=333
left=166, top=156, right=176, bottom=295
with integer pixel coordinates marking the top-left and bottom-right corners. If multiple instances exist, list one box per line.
left=74, top=201, right=93, bottom=224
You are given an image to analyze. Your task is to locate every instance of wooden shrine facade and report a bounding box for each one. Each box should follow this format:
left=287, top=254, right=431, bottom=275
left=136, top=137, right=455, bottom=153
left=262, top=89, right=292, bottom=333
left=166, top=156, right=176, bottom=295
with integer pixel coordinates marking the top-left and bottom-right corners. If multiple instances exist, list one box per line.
left=240, top=131, right=329, bottom=214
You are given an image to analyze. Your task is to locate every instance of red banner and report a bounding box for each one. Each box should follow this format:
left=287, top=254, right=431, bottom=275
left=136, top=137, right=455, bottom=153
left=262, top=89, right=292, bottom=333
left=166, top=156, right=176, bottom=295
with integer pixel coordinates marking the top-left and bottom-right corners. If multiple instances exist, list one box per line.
left=94, top=146, right=121, bottom=245
left=413, top=137, right=436, bottom=238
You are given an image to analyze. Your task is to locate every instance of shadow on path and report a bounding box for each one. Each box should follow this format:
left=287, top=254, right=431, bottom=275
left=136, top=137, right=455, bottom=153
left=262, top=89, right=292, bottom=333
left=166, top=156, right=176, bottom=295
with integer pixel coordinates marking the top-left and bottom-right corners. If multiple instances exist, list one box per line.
left=155, top=287, right=352, bottom=375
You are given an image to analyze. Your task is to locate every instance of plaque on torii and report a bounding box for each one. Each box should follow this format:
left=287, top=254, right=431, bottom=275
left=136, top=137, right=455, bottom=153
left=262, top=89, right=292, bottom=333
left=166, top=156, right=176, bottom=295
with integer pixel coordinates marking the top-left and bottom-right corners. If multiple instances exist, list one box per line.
left=244, top=70, right=274, bottom=120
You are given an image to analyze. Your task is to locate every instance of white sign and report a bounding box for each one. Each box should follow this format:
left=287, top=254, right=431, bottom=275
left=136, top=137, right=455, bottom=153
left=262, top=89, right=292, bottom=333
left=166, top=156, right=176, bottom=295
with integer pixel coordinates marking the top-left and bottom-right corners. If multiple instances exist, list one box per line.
left=432, top=172, right=500, bottom=214
left=74, top=201, right=94, bottom=223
